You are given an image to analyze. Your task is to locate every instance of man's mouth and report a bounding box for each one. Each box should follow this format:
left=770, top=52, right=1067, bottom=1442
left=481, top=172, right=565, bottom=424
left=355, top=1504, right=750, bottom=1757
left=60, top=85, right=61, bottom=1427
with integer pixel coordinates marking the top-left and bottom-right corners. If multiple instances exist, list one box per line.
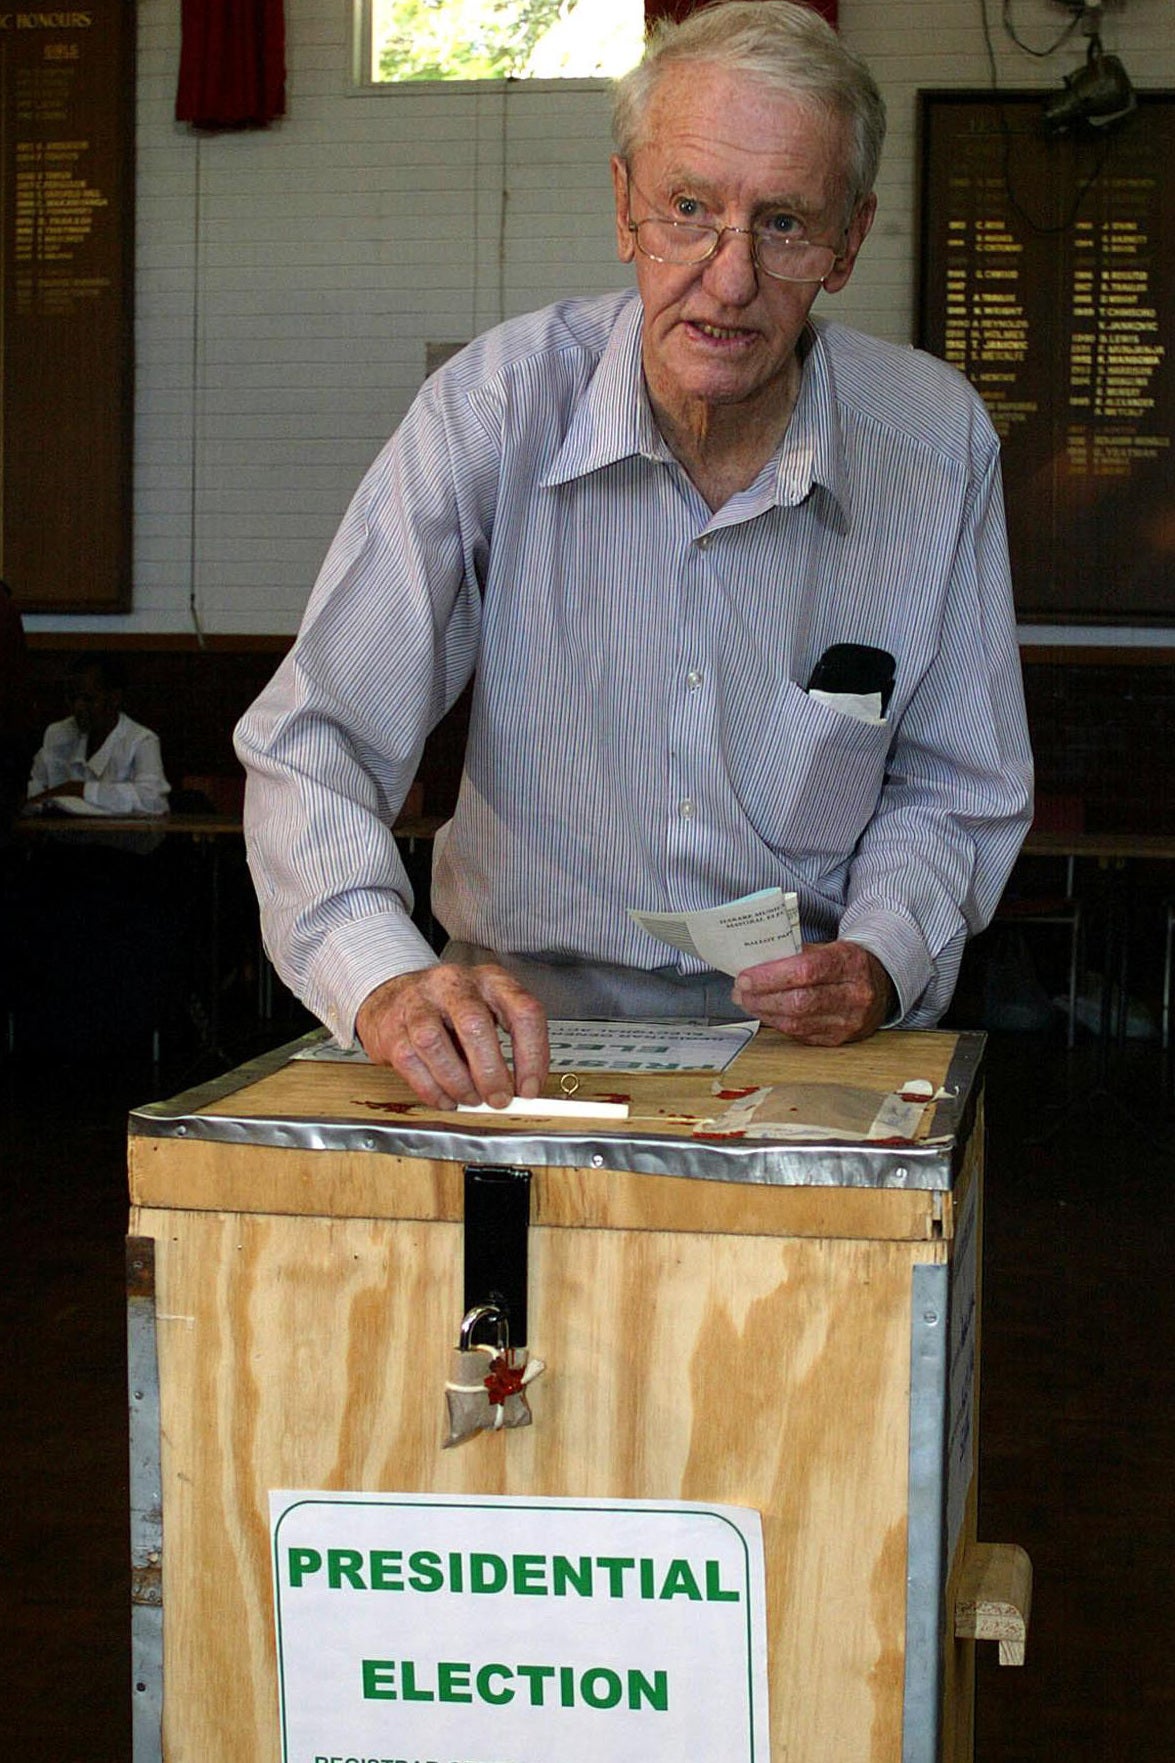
left=689, top=320, right=752, bottom=341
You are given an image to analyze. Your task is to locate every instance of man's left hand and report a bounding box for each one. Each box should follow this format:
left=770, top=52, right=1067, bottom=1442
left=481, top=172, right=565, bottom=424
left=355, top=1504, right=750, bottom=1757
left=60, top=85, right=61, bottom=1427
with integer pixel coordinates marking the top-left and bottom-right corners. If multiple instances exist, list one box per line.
left=732, top=940, right=896, bottom=1045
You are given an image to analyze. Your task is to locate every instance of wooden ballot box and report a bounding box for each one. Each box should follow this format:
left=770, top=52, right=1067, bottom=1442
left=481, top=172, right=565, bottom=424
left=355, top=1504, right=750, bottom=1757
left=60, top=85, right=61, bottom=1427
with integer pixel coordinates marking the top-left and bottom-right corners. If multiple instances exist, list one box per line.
left=126, top=1027, right=1029, bottom=1762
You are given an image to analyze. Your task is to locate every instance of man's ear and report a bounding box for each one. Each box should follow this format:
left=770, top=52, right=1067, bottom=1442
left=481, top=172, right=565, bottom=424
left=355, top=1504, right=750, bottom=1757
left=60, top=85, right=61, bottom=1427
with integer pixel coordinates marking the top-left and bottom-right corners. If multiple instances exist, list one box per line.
left=611, top=155, right=636, bottom=264
left=822, top=192, right=876, bottom=295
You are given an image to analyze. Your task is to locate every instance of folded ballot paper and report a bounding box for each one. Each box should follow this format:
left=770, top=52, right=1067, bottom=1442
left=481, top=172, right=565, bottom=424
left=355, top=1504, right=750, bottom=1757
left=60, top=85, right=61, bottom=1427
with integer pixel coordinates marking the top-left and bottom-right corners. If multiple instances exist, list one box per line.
left=629, top=886, right=802, bottom=978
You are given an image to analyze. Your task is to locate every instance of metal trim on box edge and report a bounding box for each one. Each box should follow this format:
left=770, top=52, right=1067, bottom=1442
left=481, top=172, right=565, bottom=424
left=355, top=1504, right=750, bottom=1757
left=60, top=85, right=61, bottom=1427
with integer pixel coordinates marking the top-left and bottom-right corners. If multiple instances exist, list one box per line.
left=126, top=1030, right=984, bottom=1192
left=127, top=1237, right=163, bottom=1763
left=902, top=1261, right=949, bottom=1763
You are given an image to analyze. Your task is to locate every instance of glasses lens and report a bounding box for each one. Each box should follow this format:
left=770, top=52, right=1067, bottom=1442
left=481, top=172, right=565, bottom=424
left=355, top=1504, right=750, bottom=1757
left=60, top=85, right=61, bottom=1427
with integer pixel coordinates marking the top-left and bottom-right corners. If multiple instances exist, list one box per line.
left=755, top=236, right=837, bottom=282
left=631, top=215, right=838, bottom=282
left=634, top=219, right=717, bottom=264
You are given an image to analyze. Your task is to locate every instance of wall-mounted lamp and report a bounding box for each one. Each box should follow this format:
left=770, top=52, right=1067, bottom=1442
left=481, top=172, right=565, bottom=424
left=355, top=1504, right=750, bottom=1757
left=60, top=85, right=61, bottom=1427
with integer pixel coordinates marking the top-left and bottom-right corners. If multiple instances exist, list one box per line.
left=1043, top=5, right=1137, bottom=134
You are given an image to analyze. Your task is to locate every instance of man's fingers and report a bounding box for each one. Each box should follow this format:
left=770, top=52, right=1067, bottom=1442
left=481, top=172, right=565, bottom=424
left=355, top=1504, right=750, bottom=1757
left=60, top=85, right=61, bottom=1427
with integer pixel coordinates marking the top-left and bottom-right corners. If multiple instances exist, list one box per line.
left=733, top=941, right=893, bottom=1045
left=385, top=970, right=515, bottom=1106
left=732, top=946, right=833, bottom=1016
left=398, top=989, right=501, bottom=1104
left=356, top=963, right=548, bottom=1108
left=476, top=969, right=550, bottom=1098
left=439, top=984, right=519, bottom=1107
left=389, top=1043, right=461, bottom=1111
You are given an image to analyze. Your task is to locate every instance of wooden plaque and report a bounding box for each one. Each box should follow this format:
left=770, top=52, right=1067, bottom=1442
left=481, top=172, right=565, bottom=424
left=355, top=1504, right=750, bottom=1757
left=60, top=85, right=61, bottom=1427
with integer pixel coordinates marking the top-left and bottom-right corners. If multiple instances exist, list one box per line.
left=0, top=2, right=135, bottom=612
left=918, top=91, right=1174, bottom=625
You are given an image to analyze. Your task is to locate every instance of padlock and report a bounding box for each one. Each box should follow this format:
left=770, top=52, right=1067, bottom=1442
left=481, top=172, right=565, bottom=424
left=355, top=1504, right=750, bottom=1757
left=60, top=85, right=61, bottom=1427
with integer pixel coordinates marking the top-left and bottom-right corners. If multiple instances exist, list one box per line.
left=442, top=1301, right=544, bottom=1449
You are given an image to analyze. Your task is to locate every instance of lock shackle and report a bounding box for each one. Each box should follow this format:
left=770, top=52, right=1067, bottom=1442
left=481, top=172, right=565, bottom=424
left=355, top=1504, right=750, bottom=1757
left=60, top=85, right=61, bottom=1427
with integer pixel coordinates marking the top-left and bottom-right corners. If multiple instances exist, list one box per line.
left=459, top=1301, right=509, bottom=1352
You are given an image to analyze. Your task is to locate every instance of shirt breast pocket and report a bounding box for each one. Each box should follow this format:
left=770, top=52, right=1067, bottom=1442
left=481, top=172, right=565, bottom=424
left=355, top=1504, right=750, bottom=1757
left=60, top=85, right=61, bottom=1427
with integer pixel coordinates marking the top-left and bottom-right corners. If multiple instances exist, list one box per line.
left=729, top=682, right=892, bottom=863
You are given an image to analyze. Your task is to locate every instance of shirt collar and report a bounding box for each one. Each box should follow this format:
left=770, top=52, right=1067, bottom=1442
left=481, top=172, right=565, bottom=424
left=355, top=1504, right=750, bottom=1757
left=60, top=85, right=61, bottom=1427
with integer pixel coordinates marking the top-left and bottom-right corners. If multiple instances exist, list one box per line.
left=772, top=321, right=849, bottom=520
left=540, top=292, right=667, bottom=487
left=75, top=710, right=125, bottom=771
left=541, top=298, right=849, bottom=524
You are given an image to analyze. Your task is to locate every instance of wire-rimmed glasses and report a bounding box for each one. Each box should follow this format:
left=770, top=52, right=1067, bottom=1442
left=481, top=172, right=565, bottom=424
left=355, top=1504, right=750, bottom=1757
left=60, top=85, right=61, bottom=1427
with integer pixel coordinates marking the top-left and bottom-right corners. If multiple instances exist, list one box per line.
left=626, top=182, right=840, bottom=285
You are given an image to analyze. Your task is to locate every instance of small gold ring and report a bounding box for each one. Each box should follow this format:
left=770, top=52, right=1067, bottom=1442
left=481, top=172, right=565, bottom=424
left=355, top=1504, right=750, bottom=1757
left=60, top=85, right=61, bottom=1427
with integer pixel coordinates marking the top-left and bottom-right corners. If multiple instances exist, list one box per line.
left=560, top=1072, right=580, bottom=1095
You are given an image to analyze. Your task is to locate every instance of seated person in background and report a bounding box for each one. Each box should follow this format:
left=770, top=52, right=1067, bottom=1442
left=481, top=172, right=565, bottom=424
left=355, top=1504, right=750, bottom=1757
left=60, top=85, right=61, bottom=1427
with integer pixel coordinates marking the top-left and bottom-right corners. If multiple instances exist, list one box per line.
left=26, top=654, right=170, bottom=818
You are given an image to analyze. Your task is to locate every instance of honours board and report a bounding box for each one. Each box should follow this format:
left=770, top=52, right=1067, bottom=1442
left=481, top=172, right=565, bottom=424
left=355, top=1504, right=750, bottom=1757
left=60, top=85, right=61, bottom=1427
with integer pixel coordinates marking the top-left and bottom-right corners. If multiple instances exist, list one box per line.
left=0, top=4, right=134, bottom=612
left=918, top=91, right=1173, bottom=625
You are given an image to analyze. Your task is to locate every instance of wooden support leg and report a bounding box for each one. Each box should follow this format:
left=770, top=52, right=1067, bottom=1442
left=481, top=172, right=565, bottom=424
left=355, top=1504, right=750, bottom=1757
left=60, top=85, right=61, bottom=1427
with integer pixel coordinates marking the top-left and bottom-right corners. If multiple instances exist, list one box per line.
left=954, top=1542, right=1033, bottom=1665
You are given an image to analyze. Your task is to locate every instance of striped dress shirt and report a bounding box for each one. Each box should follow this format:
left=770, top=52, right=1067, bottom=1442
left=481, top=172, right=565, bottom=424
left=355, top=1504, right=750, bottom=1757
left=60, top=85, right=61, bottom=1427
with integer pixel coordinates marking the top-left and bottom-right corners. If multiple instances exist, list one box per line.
left=236, top=289, right=1032, bottom=1044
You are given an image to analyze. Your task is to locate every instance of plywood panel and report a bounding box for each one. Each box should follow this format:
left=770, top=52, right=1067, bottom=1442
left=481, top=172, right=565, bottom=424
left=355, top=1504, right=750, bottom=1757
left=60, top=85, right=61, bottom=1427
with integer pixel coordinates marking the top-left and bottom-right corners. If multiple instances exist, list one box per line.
left=134, top=1203, right=946, bottom=1763
left=129, top=1134, right=944, bottom=1240
left=190, top=1027, right=961, bottom=1130
left=129, top=1026, right=967, bottom=1230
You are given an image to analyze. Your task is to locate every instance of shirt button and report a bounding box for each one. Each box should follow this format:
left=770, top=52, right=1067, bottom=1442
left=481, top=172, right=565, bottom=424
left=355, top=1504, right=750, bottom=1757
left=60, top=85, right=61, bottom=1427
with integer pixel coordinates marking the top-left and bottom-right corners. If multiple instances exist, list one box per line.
left=697, top=534, right=711, bottom=550
left=678, top=798, right=695, bottom=820
left=686, top=669, right=703, bottom=691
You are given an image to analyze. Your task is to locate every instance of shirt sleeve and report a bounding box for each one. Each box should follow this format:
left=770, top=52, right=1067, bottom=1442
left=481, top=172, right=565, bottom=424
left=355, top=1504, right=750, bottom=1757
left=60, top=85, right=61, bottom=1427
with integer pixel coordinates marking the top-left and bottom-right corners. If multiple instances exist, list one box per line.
left=837, top=435, right=1033, bottom=1025
left=83, top=729, right=171, bottom=817
left=28, top=741, right=53, bottom=799
left=235, top=387, right=487, bottom=1044
left=27, top=722, right=72, bottom=804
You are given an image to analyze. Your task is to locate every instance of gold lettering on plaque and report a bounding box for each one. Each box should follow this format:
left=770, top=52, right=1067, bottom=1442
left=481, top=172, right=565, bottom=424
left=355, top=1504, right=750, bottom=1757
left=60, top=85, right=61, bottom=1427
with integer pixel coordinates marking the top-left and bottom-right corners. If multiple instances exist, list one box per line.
left=0, top=13, right=95, bottom=29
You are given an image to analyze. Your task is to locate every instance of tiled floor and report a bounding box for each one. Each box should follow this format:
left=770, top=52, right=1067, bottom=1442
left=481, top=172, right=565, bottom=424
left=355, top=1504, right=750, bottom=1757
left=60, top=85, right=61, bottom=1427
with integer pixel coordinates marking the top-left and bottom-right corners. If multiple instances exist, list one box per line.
left=3, top=1024, right=1173, bottom=1757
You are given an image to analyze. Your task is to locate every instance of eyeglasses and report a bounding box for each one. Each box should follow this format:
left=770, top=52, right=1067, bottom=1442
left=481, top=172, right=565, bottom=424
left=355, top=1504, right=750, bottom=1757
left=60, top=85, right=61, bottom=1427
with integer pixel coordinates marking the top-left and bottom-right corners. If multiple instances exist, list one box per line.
left=626, top=184, right=839, bottom=285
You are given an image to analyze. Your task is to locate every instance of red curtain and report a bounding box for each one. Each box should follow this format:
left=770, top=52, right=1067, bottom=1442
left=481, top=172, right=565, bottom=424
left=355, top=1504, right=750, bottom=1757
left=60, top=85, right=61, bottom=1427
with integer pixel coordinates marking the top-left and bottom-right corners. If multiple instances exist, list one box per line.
left=644, top=0, right=837, bottom=28
left=176, top=0, right=287, bottom=130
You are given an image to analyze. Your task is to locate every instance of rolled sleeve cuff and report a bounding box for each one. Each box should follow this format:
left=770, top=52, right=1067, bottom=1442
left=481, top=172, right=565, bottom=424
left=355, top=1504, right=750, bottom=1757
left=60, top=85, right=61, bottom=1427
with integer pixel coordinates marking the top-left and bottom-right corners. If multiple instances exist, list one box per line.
left=305, top=911, right=440, bottom=1045
left=837, top=907, right=936, bottom=1028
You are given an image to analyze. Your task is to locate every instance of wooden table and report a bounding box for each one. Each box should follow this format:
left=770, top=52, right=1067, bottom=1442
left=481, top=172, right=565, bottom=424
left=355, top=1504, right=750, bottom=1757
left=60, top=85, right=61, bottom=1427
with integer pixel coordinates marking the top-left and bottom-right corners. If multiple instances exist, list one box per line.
left=15, top=809, right=242, bottom=840
left=1020, top=829, right=1175, bottom=1063
left=12, top=810, right=446, bottom=1065
left=10, top=812, right=249, bottom=1072
left=14, top=809, right=444, bottom=843
left=1023, top=830, right=1175, bottom=865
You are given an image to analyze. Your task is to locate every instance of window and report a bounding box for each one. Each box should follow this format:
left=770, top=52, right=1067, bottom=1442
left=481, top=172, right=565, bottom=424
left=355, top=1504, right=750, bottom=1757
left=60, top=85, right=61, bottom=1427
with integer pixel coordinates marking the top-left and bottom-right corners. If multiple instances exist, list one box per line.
left=360, top=0, right=646, bottom=84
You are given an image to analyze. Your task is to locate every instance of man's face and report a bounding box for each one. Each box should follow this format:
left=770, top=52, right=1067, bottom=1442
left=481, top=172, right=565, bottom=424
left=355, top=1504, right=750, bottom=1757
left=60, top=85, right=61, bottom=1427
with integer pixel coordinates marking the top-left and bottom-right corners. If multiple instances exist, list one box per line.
left=71, top=667, right=119, bottom=736
left=612, top=63, right=874, bottom=432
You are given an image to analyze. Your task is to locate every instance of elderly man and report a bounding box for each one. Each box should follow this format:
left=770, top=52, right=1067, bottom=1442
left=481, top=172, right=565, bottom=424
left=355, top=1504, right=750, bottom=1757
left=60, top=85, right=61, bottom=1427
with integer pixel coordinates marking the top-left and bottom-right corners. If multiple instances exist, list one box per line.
left=236, top=1, right=1032, bottom=1108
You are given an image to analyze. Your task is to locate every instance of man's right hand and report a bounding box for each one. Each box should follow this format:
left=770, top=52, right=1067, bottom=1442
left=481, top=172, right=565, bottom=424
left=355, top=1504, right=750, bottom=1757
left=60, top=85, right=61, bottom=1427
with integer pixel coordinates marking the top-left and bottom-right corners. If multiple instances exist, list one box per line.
left=26, top=781, right=85, bottom=807
left=355, top=963, right=549, bottom=1110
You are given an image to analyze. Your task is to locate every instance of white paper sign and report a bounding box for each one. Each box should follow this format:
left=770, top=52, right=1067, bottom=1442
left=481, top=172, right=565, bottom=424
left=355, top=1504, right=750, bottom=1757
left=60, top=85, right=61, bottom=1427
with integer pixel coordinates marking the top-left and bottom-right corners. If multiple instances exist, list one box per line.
left=270, top=1490, right=771, bottom=1763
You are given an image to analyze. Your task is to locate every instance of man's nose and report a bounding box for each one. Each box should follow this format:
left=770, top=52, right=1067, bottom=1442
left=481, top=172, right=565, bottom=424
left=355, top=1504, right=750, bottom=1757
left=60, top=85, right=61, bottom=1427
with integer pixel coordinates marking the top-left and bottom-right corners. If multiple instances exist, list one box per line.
left=702, top=226, right=759, bottom=298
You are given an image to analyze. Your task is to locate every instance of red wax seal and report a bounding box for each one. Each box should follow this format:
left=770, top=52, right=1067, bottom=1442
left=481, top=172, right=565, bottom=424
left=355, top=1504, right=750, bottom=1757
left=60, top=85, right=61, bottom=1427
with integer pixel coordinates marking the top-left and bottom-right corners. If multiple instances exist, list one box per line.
left=484, top=1354, right=526, bottom=1407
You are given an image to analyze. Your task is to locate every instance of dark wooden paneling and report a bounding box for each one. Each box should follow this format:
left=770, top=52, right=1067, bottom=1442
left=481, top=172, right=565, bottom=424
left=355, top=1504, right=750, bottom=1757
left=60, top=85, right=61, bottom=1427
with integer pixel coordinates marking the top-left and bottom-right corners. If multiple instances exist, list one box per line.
left=26, top=638, right=1175, bottom=835
left=24, top=637, right=472, bottom=814
left=26, top=639, right=286, bottom=790
left=1021, top=649, right=1175, bottom=832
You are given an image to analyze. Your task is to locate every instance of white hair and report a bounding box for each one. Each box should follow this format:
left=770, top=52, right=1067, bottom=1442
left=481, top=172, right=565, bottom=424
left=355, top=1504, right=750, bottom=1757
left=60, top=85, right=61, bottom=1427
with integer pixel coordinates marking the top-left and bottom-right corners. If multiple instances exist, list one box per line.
left=612, top=1, right=886, bottom=208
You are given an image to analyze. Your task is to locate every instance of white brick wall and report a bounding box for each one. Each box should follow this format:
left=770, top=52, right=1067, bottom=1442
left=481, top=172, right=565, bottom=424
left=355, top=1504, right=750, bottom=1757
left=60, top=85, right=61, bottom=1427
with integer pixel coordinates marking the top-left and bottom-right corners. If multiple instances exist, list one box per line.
left=26, top=0, right=1174, bottom=637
